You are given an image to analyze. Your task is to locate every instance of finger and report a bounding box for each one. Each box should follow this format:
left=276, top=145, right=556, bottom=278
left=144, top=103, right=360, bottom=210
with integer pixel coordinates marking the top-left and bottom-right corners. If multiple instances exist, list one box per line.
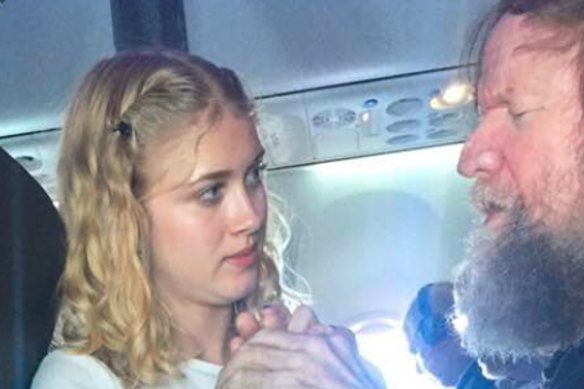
left=248, top=326, right=355, bottom=359
left=216, top=366, right=325, bottom=389
left=229, top=329, right=376, bottom=388
left=235, top=311, right=261, bottom=341
left=323, top=326, right=362, bottom=370
left=247, top=327, right=351, bottom=366
left=307, top=323, right=330, bottom=335
left=219, top=340, right=334, bottom=388
left=220, top=340, right=307, bottom=384
left=229, top=335, right=245, bottom=355
left=326, top=325, right=359, bottom=350
left=287, top=305, right=321, bottom=333
left=245, top=328, right=328, bottom=355
left=259, top=304, right=291, bottom=329
left=259, top=324, right=368, bottom=386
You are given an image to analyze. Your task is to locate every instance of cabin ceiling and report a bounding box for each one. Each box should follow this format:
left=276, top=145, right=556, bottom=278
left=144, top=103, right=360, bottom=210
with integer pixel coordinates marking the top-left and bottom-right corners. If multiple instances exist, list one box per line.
left=1, top=0, right=495, bottom=138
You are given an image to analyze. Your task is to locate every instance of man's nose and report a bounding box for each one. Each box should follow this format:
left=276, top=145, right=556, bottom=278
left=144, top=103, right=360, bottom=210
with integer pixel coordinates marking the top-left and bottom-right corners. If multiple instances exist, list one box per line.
left=457, top=119, right=503, bottom=180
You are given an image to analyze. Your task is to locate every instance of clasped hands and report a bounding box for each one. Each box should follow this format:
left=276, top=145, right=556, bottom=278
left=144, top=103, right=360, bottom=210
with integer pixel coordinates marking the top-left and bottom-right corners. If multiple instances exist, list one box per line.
left=216, top=305, right=386, bottom=388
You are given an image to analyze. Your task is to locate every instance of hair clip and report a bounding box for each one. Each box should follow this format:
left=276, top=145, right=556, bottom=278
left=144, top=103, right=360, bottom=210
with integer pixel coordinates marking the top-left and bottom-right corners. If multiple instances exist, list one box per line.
left=112, top=121, right=132, bottom=137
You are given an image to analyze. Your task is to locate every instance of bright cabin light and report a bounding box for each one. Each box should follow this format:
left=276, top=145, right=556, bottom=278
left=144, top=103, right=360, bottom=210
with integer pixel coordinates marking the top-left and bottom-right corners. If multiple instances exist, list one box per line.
left=349, top=317, right=449, bottom=389
left=452, top=314, right=469, bottom=335
left=310, top=143, right=463, bottom=177
left=430, top=81, right=473, bottom=110
left=442, top=83, right=472, bottom=105
left=359, top=111, right=372, bottom=123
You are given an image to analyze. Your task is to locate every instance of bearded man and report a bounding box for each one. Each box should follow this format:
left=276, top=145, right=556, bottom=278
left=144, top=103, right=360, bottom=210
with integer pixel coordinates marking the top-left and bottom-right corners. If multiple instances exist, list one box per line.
left=454, top=1, right=584, bottom=387
left=230, top=1, right=584, bottom=387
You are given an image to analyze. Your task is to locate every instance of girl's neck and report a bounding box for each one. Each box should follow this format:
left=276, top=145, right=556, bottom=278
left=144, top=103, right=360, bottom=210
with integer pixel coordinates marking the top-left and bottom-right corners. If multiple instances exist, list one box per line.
left=168, top=301, right=235, bottom=365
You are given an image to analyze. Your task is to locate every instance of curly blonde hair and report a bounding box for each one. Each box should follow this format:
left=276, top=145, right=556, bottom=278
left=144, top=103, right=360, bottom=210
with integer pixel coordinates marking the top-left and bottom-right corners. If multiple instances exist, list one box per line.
left=55, top=49, right=287, bottom=387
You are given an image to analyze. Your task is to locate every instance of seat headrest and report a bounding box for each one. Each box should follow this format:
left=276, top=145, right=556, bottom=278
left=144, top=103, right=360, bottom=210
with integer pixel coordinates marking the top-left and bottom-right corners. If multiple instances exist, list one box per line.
left=0, top=146, right=65, bottom=389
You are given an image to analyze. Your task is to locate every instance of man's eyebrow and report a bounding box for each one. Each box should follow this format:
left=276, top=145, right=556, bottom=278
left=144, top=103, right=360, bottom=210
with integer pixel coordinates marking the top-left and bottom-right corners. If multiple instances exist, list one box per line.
left=478, top=87, right=509, bottom=109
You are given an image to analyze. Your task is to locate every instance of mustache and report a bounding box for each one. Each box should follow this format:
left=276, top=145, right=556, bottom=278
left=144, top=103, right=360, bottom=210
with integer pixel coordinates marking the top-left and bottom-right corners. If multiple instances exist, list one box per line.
left=470, top=183, right=519, bottom=214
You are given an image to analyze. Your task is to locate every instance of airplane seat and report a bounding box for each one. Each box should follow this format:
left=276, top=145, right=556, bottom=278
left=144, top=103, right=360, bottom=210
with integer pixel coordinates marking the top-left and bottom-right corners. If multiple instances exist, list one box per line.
left=0, top=146, right=65, bottom=389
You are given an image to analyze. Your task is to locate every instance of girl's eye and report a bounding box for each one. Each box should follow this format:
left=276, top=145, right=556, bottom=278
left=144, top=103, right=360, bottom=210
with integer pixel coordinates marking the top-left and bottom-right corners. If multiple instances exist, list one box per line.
left=245, top=162, right=267, bottom=188
left=198, top=184, right=224, bottom=206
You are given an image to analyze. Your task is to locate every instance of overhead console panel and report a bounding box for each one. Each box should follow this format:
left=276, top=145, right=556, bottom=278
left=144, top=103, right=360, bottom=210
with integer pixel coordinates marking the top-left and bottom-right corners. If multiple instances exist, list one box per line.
left=258, top=68, right=476, bottom=168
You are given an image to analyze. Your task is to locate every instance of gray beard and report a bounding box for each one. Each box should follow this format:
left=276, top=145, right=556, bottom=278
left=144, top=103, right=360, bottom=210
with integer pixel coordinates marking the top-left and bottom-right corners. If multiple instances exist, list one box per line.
left=453, top=207, right=584, bottom=360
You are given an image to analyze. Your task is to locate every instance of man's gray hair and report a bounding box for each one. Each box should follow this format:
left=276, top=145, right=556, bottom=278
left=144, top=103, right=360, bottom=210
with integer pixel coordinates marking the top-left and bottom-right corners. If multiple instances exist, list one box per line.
left=466, top=0, right=584, bottom=110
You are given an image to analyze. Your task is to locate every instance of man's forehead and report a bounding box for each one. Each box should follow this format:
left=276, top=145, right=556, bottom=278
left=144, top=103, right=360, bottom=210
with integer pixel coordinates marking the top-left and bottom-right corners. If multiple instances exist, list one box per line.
left=485, top=14, right=576, bottom=63
left=480, top=14, right=579, bottom=101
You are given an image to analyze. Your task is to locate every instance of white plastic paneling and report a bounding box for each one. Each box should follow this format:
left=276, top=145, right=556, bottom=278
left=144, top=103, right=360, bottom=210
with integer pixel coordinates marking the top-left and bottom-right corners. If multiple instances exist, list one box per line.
left=259, top=69, right=477, bottom=168
left=0, top=0, right=115, bottom=137
left=185, top=0, right=495, bottom=96
left=267, top=143, right=474, bottom=324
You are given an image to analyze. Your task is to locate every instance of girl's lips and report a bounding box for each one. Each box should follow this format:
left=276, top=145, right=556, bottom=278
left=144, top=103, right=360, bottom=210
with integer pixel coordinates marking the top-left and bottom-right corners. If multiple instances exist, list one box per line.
left=224, top=245, right=257, bottom=268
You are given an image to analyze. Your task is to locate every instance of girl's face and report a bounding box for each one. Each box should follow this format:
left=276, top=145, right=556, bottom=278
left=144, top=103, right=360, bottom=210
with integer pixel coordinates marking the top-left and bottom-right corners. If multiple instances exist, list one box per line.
left=144, top=112, right=267, bottom=310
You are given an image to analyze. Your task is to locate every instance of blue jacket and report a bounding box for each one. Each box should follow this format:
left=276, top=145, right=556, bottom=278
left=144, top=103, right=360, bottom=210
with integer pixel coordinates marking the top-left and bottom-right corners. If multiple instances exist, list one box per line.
left=456, top=361, right=495, bottom=389
left=542, top=339, right=584, bottom=389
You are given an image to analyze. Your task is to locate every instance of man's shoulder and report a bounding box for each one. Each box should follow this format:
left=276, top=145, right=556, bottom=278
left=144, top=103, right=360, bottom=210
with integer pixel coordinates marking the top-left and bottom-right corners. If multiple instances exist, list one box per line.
left=543, top=339, right=584, bottom=389
left=456, top=361, right=496, bottom=389
left=31, top=349, right=123, bottom=389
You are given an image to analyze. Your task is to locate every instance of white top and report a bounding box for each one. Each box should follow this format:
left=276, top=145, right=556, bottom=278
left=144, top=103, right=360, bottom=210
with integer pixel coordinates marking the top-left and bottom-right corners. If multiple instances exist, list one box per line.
left=31, top=350, right=222, bottom=389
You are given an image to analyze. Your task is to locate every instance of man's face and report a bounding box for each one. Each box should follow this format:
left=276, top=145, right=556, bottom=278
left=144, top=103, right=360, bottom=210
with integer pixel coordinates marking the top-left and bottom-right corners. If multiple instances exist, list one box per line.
left=458, top=14, right=584, bottom=232
left=454, top=14, right=584, bottom=360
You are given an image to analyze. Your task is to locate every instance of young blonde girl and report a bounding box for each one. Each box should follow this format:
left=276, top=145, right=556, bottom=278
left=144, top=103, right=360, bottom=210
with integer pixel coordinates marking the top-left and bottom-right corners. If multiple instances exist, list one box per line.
left=32, top=48, right=382, bottom=389
left=32, top=49, right=290, bottom=388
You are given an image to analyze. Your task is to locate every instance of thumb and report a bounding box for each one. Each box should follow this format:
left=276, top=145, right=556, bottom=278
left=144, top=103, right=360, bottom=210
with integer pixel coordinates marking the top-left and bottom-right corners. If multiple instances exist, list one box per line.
left=235, top=311, right=261, bottom=340
left=287, top=305, right=321, bottom=333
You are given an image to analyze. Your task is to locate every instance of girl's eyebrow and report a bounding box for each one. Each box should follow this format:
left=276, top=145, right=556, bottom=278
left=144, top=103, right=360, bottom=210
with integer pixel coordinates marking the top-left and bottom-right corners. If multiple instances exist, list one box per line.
left=188, top=149, right=266, bottom=185
left=193, top=170, right=231, bottom=183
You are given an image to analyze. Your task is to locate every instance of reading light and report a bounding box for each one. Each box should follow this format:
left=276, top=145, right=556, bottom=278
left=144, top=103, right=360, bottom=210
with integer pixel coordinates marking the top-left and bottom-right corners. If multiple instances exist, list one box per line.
left=430, top=81, right=473, bottom=110
left=452, top=314, right=469, bottom=335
